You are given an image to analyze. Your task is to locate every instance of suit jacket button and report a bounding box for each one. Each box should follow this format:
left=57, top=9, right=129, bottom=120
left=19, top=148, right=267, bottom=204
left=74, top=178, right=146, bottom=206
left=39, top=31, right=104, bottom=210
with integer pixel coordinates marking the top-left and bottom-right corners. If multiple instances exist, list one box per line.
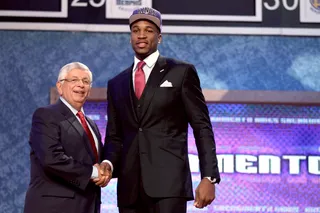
left=137, top=104, right=141, bottom=108
left=139, top=128, right=142, bottom=132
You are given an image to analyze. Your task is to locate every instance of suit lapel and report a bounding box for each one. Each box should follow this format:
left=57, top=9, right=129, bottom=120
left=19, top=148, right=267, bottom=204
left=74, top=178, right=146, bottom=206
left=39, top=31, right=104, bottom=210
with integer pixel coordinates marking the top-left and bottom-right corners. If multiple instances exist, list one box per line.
left=140, top=56, right=168, bottom=120
left=56, top=100, right=96, bottom=163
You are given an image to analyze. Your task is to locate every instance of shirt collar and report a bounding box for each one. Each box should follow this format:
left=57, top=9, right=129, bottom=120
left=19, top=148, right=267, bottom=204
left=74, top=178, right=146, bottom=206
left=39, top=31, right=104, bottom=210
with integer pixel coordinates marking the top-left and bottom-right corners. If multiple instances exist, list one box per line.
left=60, top=97, right=84, bottom=116
left=133, top=50, right=160, bottom=71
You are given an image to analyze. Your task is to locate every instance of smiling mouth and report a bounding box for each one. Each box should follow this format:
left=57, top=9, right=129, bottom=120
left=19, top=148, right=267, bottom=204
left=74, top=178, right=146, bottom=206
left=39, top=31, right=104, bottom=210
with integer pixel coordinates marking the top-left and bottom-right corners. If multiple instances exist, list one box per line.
left=74, top=91, right=85, bottom=95
left=137, top=42, right=147, bottom=48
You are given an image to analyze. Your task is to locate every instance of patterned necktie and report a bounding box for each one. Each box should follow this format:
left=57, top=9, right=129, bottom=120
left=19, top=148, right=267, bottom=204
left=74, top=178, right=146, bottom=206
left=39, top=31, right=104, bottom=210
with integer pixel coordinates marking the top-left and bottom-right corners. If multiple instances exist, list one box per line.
left=134, top=61, right=146, bottom=99
left=76, top=111, right=99, bottom=163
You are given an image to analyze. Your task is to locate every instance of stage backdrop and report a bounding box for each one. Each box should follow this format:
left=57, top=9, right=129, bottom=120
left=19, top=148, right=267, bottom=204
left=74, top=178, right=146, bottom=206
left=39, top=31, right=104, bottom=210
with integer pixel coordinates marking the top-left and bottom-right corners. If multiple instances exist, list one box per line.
left=0, top=31, right=320, bottom=212
left=83, top=99, right=319, bottom=213
left=1, top=0, right=320, bottom=36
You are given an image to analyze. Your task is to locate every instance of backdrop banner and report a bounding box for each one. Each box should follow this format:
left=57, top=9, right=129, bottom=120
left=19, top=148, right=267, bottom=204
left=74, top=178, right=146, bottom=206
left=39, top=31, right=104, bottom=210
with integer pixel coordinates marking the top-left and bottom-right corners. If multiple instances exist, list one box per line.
left=1, top=1, right=319, bottom=36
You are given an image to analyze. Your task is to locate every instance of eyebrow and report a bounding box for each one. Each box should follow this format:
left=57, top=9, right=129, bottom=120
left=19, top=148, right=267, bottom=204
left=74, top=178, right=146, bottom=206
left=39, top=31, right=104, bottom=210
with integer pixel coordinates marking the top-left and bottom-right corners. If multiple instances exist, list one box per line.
left=69, top=76, right=89, bottom=79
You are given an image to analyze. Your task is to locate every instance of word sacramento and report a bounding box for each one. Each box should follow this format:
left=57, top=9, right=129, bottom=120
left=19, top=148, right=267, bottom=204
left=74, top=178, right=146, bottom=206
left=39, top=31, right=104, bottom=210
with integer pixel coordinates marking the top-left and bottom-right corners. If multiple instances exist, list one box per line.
left=217, top=154, right=320, bottom=175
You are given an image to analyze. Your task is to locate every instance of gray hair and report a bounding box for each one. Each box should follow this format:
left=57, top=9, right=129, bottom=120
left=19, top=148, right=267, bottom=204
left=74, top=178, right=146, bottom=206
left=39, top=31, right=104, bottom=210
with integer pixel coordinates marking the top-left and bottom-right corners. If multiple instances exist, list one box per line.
left=57, top=62, right=93, bottom=84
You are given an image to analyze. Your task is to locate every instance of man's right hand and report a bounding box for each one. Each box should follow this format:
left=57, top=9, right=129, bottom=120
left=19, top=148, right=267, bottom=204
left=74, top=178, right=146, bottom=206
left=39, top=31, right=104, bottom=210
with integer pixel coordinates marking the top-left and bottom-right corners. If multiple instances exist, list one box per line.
left=93, top=162, right=112, bottom=187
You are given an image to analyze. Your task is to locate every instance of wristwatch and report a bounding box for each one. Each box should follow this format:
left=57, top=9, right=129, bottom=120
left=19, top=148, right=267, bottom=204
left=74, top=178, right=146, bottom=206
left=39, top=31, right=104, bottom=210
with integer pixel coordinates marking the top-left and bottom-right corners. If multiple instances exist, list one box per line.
left=204, top=177, right=217, bottom=184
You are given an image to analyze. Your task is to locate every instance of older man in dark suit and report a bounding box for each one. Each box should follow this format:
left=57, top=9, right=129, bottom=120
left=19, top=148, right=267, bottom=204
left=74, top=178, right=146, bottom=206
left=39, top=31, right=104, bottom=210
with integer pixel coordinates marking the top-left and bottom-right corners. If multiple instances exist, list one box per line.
left=24, top=62, right=110, bottom=213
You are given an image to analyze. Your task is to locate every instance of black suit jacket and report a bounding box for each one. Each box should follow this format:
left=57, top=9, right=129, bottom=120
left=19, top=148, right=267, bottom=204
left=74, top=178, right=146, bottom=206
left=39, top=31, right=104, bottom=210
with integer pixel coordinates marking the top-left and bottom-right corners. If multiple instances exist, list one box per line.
left=24, top=99, right=103, bottom=213
left=104, top=56, right=220, bottom=206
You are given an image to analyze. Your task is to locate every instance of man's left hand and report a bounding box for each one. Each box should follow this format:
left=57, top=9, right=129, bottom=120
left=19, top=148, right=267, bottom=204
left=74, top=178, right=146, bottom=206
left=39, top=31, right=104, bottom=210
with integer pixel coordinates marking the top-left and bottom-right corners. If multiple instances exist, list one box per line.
left=194, top=178, right=216, bottom=208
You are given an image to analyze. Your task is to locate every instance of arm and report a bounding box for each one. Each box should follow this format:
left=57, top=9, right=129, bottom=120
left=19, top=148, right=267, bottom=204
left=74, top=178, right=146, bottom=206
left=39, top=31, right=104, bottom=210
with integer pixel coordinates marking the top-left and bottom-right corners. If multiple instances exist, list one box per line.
left=181, top=65, right=220, bottom=208
left=103, top=82, right=123, bottom=178
left=29, top=108, right=93, bottom=191
left=181, top=65, right=220, bottom=181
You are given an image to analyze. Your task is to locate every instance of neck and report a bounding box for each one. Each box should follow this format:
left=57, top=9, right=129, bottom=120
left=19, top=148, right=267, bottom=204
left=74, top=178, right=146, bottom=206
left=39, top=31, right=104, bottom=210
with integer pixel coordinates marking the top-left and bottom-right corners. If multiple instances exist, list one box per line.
left=136, top=54, right=148, bottom=61
left=136, top=49, right=157, bottom=61
left=71, top=103, right=82, bottom=112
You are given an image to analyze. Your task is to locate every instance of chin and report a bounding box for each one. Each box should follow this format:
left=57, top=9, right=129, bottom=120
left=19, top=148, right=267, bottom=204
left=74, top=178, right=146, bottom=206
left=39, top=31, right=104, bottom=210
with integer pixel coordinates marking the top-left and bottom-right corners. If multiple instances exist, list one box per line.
left=136, top=51, right=150, bottom=58
left=74, top=98, right=86, bottom=103
left=135, top=48, right=149, bottom=53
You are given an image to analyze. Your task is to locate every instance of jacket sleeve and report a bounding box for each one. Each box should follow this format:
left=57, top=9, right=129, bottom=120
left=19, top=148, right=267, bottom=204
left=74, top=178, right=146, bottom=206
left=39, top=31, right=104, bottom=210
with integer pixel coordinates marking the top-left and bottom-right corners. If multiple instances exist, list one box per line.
left=181, top=65, right=220, bottom=183
left=103, top=81, right=123, bottom=178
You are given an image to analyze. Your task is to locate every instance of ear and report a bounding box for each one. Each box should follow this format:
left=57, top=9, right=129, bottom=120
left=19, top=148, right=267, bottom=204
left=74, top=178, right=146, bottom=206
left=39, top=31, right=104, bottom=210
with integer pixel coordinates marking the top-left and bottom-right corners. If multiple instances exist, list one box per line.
left=158, top=34, right=162, bottom=44
left=87, top=88, right=91, bottom=97
left=56, top=82, right=63, bottom=96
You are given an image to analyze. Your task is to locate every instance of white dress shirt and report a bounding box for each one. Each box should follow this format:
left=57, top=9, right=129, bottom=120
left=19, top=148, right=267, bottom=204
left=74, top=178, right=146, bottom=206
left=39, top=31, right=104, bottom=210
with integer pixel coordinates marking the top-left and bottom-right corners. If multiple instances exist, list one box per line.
left=132, top=50, right=160, bottom=90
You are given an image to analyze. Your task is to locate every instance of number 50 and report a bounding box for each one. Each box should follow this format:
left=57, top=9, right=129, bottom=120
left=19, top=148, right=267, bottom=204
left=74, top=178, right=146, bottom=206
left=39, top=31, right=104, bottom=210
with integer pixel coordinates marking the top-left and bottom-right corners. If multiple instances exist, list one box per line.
left=264, top=0, right=299, bottom=11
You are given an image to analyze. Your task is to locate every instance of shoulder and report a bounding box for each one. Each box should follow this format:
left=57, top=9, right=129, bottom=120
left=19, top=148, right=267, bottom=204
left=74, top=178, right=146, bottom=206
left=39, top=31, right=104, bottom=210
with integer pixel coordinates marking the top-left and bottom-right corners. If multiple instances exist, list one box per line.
left=161, top=56, right=197, bottom=78
left=161, top=57, right=196, bottom=77
left=162, top=56, right=194, bottom=69
left=108, top=66, right=132, bottom=85
left=33, top=104, right=54, bottom=115
left=32, top=103, right=63, bottom=121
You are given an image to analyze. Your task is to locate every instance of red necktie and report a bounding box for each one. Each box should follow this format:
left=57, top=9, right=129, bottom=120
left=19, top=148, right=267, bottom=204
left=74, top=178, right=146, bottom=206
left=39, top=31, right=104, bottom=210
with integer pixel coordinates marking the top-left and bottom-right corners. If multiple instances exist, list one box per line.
left=134, top=61, right=146, bottom=99
left=77, top=111, right=99, bottom=163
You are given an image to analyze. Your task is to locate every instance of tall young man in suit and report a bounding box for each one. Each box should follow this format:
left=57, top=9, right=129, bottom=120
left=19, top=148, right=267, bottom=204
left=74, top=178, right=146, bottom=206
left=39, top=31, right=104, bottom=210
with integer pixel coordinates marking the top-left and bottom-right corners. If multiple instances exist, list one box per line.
left=24, top=62, right=110, bottom=213
left=103, top=7, right=220, bottom=213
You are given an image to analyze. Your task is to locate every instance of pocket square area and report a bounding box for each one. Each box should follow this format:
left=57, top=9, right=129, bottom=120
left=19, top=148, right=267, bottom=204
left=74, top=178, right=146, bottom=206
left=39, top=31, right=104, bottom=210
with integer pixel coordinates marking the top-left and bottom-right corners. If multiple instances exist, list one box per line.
left=160, top=80, right=173, bottom=87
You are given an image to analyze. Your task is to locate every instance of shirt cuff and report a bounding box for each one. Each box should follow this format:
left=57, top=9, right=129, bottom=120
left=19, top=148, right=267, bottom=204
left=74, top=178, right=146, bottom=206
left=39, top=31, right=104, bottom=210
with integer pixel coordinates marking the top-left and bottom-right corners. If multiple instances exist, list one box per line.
left=102, top=160, right=114, bottom=172
left=91, top=166, right=99, bottom=179
left=204, top=176, right=217, bottom=184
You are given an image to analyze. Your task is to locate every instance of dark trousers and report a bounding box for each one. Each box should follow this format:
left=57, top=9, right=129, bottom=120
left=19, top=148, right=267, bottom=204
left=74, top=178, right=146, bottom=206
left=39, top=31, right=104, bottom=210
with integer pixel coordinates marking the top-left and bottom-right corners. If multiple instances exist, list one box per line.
left=119, top=136, right=187, bottom=213
left=119, top=178, right=187, bottom=213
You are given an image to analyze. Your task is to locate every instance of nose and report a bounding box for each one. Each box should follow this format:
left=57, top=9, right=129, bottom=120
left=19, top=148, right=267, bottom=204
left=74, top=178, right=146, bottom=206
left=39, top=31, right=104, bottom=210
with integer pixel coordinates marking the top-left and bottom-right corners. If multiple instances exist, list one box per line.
left=77, top=80, right=85, bottom=87
left=137, top=31, right=147, bottom=38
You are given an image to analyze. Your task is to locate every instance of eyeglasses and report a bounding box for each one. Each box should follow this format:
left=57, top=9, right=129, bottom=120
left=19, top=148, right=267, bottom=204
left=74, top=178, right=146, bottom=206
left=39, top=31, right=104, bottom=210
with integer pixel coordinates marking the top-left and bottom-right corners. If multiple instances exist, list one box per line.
left=60, top=78, right=92, bottom=86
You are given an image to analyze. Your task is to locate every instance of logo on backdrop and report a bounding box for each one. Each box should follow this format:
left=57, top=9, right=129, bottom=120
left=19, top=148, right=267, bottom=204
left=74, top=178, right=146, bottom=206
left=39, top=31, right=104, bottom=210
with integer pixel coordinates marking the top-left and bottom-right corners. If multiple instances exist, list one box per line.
left=117, top=0, right=141, bottom=6
left=300, top=0, right=320, bottom=23
left=310, top=0, right=320, bottom=13
left=106, top=0, right=151, bottom=19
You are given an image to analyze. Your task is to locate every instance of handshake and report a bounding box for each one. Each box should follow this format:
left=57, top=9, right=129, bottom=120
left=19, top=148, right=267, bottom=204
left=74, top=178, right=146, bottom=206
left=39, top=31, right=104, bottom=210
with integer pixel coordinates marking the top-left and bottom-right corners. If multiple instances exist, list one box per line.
left=92, top=162, right=112, bottom=187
